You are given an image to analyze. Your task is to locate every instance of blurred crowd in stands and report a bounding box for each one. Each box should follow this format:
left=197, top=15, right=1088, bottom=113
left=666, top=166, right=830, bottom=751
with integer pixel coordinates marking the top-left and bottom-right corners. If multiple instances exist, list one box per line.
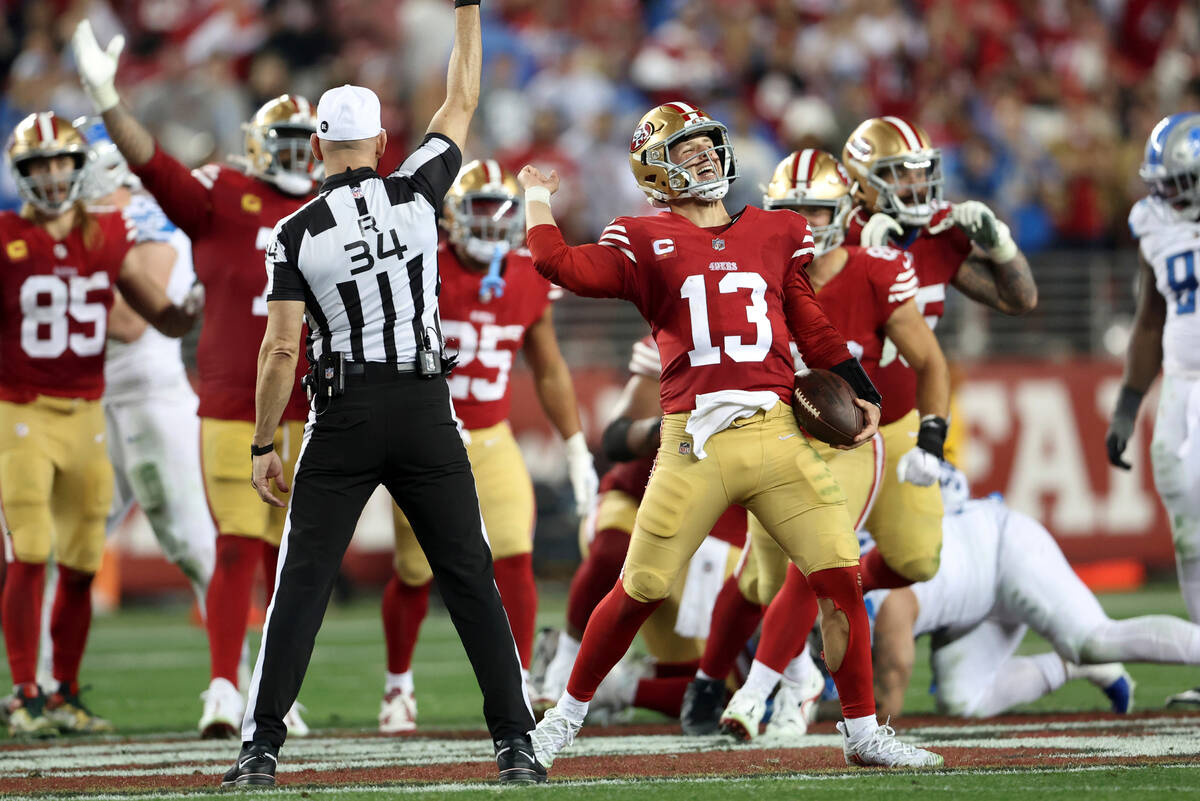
left=2, top=0, right=1197, bottom=250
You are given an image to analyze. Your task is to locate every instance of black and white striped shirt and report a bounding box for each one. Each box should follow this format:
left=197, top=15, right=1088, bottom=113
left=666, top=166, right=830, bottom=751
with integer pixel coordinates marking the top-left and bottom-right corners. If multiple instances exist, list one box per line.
left=265, top=133, right=461, bottom=364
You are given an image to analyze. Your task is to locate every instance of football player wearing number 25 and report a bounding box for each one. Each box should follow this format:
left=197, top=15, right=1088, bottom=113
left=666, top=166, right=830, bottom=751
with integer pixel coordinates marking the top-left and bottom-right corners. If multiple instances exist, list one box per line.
left=1, top=112, right=198, bottom=737
left=520, top=101, right=941, bottom=769
left=72, top=19, right=314, bottom=738
left=379, top=159, right=597, bottom=734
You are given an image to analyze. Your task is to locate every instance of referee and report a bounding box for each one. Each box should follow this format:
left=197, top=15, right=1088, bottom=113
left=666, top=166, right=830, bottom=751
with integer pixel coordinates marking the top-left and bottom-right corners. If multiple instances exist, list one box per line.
left=223, top=1, right=544, bottom=788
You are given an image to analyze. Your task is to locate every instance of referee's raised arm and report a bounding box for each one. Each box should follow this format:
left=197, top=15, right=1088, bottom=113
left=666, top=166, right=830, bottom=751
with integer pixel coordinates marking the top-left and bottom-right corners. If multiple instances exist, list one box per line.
left=426, top=0, right=482, bottom=152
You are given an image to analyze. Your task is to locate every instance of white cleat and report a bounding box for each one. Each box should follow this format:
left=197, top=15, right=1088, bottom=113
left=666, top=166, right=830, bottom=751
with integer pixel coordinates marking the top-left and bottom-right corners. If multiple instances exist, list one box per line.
left=765, top=669, right=825, bottom=740
left=534, top=646, right=573, bottom=716
left=530, top=705, right=582, bottom=769
left=284, top=701, right=310, bottom=737
left=198, top=678, right=243, bottom=740
left=378, top=688, right=418, bottom=734
left=719, top=686, right=769, bottom=742
left=838, top=720, right=944, bottom=768
left=1166, top=687, right=1200, bottom=707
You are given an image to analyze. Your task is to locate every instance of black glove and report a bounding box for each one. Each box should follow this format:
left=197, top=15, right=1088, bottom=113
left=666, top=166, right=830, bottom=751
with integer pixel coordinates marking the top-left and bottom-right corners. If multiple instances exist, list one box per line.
left=916, top=415, right=949, bottom=460
left=1105, top=385, right=1144, bottom=470
left=829, top=357, right=882, bottom=408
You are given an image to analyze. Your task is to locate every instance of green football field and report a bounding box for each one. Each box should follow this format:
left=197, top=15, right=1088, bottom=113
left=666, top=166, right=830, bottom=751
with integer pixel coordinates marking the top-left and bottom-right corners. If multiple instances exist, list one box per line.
left=3, top=583, right=1200, bottom=799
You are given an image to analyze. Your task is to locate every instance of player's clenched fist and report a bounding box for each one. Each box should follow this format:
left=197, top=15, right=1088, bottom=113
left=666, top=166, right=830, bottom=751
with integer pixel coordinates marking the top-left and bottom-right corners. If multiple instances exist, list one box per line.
left=518, top=165, right=559, bottom=195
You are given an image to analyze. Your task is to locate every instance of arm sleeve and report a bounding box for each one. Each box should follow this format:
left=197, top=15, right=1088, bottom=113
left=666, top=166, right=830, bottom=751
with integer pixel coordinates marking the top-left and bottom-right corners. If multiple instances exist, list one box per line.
left=389, top=133, right=463, bottom=208
left=527, top=223, right=634, bottom=300
left=782, top=220, right=852, bottom=369
left=264, top=220, right=307, bottom=302
left=129, top=145, right=215, bottom=238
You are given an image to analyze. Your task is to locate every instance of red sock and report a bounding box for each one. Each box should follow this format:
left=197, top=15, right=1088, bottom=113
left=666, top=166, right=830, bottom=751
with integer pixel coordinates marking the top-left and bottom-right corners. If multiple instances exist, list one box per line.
left=567, top=528, right=630, bottom=634
left=860, top=548, right=912, bottom=593
left=756, top=565, right=818, bottom=673
left=633, top=675, right=692, bottom=717
left=205, top=534, right=262, bottom=685
left=566, top=581, right=661, bottom=702
left=806, top=565, right=875, bottom=719
left=698, top=574, right=763, bottom=680
left=50, top=566, right=94, bottom=688
left=655, top=659, right=700, bottom=679
left=262, top=544, right=279, bottom=606
left=492, top=553, right=537, bottom=669
left=381, top=573, right=431, bottom=674
left=1, top=560, right=45, bottom=686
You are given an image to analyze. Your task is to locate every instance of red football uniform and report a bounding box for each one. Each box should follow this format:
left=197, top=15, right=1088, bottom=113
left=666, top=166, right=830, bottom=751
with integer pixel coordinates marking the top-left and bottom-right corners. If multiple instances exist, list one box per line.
left=814, top=246, right=919, bottom=425
left=438, top=242, right=559, bottom=430
left=131, top=147, right=309, bottom=422
left=0, top=211, right=134, bottom=403
left=597, top=335, right=747, bottom=548
left=528, top=206, right=851, bottom=414
left=844, top=202, right=972, bottom=424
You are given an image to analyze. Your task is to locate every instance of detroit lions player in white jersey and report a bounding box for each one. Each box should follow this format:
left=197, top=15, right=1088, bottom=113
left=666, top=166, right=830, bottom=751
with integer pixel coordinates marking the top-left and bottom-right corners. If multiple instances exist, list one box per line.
left=869, top=465, right=1200, bottom=719
left=81, top=118, right=215, bottom=602
left=1107, top=112, right=1200, bottom=706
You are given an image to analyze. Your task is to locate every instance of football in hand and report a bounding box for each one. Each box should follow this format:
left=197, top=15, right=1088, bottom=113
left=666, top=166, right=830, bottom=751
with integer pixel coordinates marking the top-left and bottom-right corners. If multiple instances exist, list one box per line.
left=792, top=368, right=863, bottom=448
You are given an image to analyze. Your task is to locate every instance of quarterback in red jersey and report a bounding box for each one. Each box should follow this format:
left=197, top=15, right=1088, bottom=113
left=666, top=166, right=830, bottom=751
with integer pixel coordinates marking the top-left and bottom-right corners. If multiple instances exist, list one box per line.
left=72, top=20, right=314, bottom=737
left=0, top=112, right=197, bottom=736
left=377, top=160, right=597, bottom=734
left=521, top=101, right=940, bottom=769
left=714, top=149, right=953, bottom=742
left=840, top=116, right=1035, bottom=592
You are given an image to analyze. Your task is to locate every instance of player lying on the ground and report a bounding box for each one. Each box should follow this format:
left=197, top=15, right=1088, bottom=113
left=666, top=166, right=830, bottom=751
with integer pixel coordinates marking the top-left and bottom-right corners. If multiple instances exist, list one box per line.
left=870, top=466, right=1200, bottom=718
left=522, top=100, right=942, bottom=769
left=532, top=333, right=748, bottom=722
left=379, top=159, right=596, bottom=733
left=1107, top=111, right=1200, bottom=707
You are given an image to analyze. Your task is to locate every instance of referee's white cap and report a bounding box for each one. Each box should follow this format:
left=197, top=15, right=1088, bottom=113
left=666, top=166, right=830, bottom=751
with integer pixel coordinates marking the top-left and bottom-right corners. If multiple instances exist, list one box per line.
left=316, top=85, right=383, bottom=142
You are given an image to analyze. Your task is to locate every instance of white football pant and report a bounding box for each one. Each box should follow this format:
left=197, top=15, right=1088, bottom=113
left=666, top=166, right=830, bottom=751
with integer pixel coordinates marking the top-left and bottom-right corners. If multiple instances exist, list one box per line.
left=1150, top=374, right=1200, bottom=622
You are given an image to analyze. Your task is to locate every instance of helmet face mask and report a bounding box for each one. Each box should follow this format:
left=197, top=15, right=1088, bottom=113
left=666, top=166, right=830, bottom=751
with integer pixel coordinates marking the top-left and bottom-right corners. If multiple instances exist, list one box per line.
left=7, top=112, right=89, bottom=216
left=629, top=103, right=738, bottom=204
left=764, top=149, right=851, bottom=256
left=843, top=117, right=943, bottom=227
left=243, top=96, right=319, bottom=195
left=864, top=152, right=943, bottom=226
left=1140, top=113, right=1200, bottom=222
left=442, top=159, right=524, bottom=265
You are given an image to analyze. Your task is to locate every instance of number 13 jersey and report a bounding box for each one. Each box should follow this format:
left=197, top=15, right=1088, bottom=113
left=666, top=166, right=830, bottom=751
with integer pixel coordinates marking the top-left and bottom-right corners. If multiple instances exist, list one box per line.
left=0, top=210, right=133, bottom=403
left=437, top=241, right=559, bottom=430
left=1130, top=195, right=1200, bottom=376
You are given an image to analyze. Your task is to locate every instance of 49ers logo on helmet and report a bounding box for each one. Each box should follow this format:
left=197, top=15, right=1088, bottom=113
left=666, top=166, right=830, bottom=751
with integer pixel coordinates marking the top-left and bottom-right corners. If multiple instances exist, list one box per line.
left=630, top=121, right=655, bottom=153
left=846, top=135, right=873, bottom=162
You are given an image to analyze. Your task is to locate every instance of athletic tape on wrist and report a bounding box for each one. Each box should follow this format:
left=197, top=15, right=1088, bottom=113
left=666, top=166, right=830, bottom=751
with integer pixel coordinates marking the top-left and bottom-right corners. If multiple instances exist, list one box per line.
left=524, top=186, right=552, bottom=207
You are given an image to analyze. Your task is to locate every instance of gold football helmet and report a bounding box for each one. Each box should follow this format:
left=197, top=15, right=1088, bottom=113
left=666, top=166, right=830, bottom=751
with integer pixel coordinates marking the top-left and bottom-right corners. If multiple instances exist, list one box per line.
left=842, top=116, right=942, bottom=227
left=243, top=94, right=319, bottom=195
left=6, top=112, right=88, bottom=215
left=764, top=149, right=852, bottom=256
left=442, top=159, right=524, bottom=264
left=629, top=102, right=737, bottom=204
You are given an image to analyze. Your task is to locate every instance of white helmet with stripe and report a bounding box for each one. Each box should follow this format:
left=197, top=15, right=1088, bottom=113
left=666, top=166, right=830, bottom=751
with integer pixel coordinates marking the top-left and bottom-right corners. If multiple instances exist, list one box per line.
left=843, top=116, right=943, bottom=227
left=628, top=101, right=738, bottom=204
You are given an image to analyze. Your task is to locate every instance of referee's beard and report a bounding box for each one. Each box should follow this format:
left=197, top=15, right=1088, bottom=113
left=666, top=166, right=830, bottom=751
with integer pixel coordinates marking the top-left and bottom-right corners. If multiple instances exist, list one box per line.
left=310, top=131, right=387, bottom=178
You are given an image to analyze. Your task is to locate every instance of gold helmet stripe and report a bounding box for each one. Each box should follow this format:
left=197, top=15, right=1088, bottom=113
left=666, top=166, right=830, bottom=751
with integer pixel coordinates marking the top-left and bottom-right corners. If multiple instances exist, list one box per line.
left=36, top=112, right=56, bottom=144
left=880, top=115, right=923, bottom=151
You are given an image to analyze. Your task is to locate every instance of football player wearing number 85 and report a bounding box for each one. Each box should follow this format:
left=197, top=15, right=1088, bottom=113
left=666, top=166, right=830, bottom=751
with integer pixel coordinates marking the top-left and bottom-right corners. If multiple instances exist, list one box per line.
left=1108, top=112, right=1200, bottom=708
left=71, top=19, right=315, bottom=738
left=379, top=160, right=597, bottom=733
left=520, top=102, right=941, bottom=769
left=0, top=112, right=199, bottom=737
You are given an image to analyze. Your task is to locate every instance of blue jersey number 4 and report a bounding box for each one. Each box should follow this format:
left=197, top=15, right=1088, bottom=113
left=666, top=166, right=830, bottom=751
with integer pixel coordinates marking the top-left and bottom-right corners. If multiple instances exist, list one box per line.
left=1166, top=251, right=1198, bottom=315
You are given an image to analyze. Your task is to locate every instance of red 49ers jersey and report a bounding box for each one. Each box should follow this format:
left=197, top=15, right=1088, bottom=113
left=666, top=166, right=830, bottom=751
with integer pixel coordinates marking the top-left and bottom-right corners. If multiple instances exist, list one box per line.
left=438, top=242, right=558, bottom=430
left=0, top=211, right=134, bottom=403
left=844, top=202, right=971, bottom=424
left=814, top=246, right=919, bottom=425
left=132, top=147, right=309, bottom=422
left=587, top=206, right=850, bottom=414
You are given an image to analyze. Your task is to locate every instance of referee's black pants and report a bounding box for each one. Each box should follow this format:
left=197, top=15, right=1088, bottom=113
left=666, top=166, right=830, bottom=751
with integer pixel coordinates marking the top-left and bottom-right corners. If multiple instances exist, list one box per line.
left=243, top=369, right=535, bottom=748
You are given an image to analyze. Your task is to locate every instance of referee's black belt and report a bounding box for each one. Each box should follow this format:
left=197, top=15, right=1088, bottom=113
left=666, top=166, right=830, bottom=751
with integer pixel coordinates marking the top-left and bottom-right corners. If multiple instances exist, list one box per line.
left=343, top=361, right=420, bottom=381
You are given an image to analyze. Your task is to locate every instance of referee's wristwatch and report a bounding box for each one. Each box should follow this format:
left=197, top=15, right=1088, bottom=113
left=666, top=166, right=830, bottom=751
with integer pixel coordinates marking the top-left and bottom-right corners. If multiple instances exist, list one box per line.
left=251, top=442, right=275, bottom=457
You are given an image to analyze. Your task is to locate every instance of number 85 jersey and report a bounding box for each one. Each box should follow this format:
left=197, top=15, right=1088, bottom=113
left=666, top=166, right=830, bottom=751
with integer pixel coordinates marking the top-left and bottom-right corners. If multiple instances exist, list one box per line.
left=0, top=210, right=134, bottom=403
left=437, top=241, right=559, bottom=429
left=1130, top=195, right=1200, bottom=376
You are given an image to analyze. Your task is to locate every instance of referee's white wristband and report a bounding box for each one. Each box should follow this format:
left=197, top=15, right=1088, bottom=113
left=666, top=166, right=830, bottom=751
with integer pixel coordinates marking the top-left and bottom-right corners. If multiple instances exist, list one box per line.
left=525, top=186, right=552, bottom=207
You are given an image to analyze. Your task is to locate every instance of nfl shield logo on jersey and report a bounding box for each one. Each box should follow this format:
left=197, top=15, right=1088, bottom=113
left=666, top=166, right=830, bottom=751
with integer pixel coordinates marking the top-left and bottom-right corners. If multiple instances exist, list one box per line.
left=712, top=238, right=725, bottom=251
left=679, top=441, right=691, bottom=455
left=351, top=185, right=364, bottom=200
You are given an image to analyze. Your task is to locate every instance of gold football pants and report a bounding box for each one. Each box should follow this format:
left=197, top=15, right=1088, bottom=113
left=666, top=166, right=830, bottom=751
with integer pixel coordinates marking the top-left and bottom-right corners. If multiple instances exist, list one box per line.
left=201, top=418, right=305, bottom=545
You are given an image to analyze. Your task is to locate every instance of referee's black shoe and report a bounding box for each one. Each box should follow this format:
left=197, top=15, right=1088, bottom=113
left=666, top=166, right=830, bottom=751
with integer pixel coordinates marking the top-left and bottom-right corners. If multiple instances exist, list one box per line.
left=221, top=742, right=278, bottom=788
left=495, top=736, right=547, bottom=784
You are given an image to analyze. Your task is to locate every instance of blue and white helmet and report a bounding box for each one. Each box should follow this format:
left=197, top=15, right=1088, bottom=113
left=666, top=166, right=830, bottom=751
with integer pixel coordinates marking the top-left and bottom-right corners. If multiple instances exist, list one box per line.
left=74, top=115, right=139, bottom=200
left=1139, top=113, right=1200, bottom=222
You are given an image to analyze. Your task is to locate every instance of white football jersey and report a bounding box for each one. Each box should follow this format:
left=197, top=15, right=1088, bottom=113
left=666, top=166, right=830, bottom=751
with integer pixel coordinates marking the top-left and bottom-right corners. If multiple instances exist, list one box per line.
left=1129, top=196, right=1200, bottom=377
left=104, top=192, right=193, bottom=402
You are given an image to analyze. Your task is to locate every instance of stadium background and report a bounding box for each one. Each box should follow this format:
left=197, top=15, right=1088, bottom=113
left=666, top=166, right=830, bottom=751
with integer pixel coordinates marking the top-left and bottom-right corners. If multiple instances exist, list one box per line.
left=3, top=0, right=1197, bottom=600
